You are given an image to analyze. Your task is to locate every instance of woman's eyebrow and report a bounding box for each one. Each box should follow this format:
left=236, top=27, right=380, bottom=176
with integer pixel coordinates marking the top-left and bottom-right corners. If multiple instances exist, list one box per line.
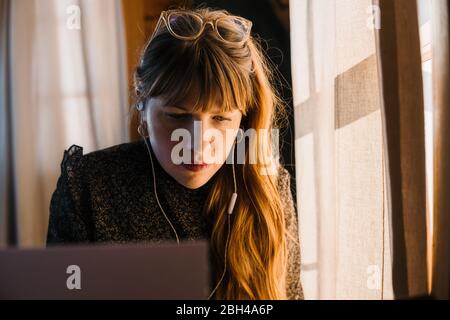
left=164, top=105, right=190, bottom=112
left=167, top=105, right=227, bottom=114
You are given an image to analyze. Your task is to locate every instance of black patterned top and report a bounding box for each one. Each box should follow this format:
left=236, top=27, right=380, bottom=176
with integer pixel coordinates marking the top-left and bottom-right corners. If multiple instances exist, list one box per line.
left=46, top=139, right=303, bottom=300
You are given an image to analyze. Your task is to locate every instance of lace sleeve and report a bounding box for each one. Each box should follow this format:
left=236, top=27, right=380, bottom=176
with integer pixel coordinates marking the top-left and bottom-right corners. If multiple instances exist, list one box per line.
left=277, top=166, right=304, bottom=300
left=46, top=145, right=93, bottom=245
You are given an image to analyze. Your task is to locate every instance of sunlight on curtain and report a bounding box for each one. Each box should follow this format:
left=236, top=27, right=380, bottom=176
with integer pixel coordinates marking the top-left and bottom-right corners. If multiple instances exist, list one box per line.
left=9, top=0, right=128, bottom=247
left=417, top=0, right=434, bottom=292
left=430, top=0, right=450, bottom=299
left=290, top=0, right=393, bottom=299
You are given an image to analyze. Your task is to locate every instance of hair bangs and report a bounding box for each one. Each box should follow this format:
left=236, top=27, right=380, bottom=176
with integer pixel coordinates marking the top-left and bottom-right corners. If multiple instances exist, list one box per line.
left=147, top=41, right=254, bottom=116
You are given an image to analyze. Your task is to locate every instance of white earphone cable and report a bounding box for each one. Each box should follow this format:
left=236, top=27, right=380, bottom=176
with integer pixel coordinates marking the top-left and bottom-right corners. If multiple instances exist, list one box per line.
left=207, top=212, right=231, bottom=299
left=207, top=146, right=238, bottom=300
left=139, top=121, right=238, bottom=299
left=142, top=135, right=181, bottom=245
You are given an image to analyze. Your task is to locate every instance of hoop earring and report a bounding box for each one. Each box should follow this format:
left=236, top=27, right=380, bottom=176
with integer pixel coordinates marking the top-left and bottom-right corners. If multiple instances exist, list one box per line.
left=137, top=121, right=148, bottom=138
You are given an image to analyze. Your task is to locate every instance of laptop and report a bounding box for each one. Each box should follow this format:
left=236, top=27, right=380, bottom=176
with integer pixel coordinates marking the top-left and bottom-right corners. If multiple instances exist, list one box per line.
left=0, top=240, right=210, bottom=300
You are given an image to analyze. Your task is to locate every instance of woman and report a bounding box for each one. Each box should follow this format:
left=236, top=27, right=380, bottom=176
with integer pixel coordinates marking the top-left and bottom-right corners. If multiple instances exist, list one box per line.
left=47, top=7, right=303, bottom=300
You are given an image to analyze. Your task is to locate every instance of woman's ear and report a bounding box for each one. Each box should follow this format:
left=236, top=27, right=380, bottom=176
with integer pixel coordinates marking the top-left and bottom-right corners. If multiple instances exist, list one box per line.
left=136, top=105, right=150, bottom=138
left=142, top=106, right=151, bottom=127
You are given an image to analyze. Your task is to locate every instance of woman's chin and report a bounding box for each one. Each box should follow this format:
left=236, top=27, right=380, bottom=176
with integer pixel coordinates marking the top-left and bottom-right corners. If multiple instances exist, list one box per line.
left=168, top=162, right=223, bottom=189
left=169, top=168, right=207, bottom=189
left=177, top=177, right=208, bottom=190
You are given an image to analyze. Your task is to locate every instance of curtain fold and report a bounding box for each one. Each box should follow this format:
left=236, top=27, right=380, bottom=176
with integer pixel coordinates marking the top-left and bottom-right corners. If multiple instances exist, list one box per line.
left=374, top=0, right=428, bottom=298
left=291, top=0, right=391, bottom=299
left=0, top=0, right=17, bottom=247
left=5, top=0, right=129, bottom=247
left=292, top=0, right=428, bottom=299
left=431, top=0, right=450, bottom=300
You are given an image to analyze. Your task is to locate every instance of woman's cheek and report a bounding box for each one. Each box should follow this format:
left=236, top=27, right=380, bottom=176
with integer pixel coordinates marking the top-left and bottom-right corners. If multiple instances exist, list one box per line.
left=154, top=115, right=179, bottom=141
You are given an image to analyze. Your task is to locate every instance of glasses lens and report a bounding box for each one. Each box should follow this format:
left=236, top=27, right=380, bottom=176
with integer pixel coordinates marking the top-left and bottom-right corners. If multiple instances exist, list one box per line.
left=168, top=12, right=203, bottom=38
left=216, top=17, right=250, bottom=43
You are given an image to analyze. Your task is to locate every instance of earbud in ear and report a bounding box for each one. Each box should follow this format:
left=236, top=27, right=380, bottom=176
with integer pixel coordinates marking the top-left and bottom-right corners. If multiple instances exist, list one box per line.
left=136, top=101, right=145, bottom=111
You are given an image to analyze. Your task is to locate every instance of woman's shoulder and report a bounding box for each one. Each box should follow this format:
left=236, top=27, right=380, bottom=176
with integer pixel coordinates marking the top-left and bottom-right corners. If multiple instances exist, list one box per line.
left=82, top=139, right=145, bottom=163
left=58, top=140, right=146, bottom=179
left=276, top=165, right=292, bottom=196
left=275, top=165, right=303, bottom=299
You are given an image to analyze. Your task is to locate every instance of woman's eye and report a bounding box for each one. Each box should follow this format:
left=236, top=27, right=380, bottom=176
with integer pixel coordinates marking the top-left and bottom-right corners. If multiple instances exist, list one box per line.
left=213, top=115, right=231, bottom=122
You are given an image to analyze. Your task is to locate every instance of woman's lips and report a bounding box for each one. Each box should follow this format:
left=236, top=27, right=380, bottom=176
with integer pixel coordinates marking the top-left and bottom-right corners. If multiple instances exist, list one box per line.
left=181, top=163, right=209, bottom=172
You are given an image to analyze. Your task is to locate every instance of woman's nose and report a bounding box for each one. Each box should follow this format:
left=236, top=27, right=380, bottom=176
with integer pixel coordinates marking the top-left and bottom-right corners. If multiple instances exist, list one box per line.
left=189, top=120, right=215, bottom=143
left=189, top=120, right=215, bottom=163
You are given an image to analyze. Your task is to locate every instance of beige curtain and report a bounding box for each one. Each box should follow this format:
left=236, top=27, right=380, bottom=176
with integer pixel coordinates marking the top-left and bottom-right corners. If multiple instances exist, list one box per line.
left=291, top=0, right=428, bottom=299
left=2, top=0, right=129, bottom=247
left=374, top=0, right=428, bottom=298
left=0, top=0, right=15, bottom=246
left=431, top=0, right=450, bottom=300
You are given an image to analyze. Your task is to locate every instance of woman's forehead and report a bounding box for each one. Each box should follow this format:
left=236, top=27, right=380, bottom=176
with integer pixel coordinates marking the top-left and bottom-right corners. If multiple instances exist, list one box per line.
left=151, top=94, right=240, bottom=114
